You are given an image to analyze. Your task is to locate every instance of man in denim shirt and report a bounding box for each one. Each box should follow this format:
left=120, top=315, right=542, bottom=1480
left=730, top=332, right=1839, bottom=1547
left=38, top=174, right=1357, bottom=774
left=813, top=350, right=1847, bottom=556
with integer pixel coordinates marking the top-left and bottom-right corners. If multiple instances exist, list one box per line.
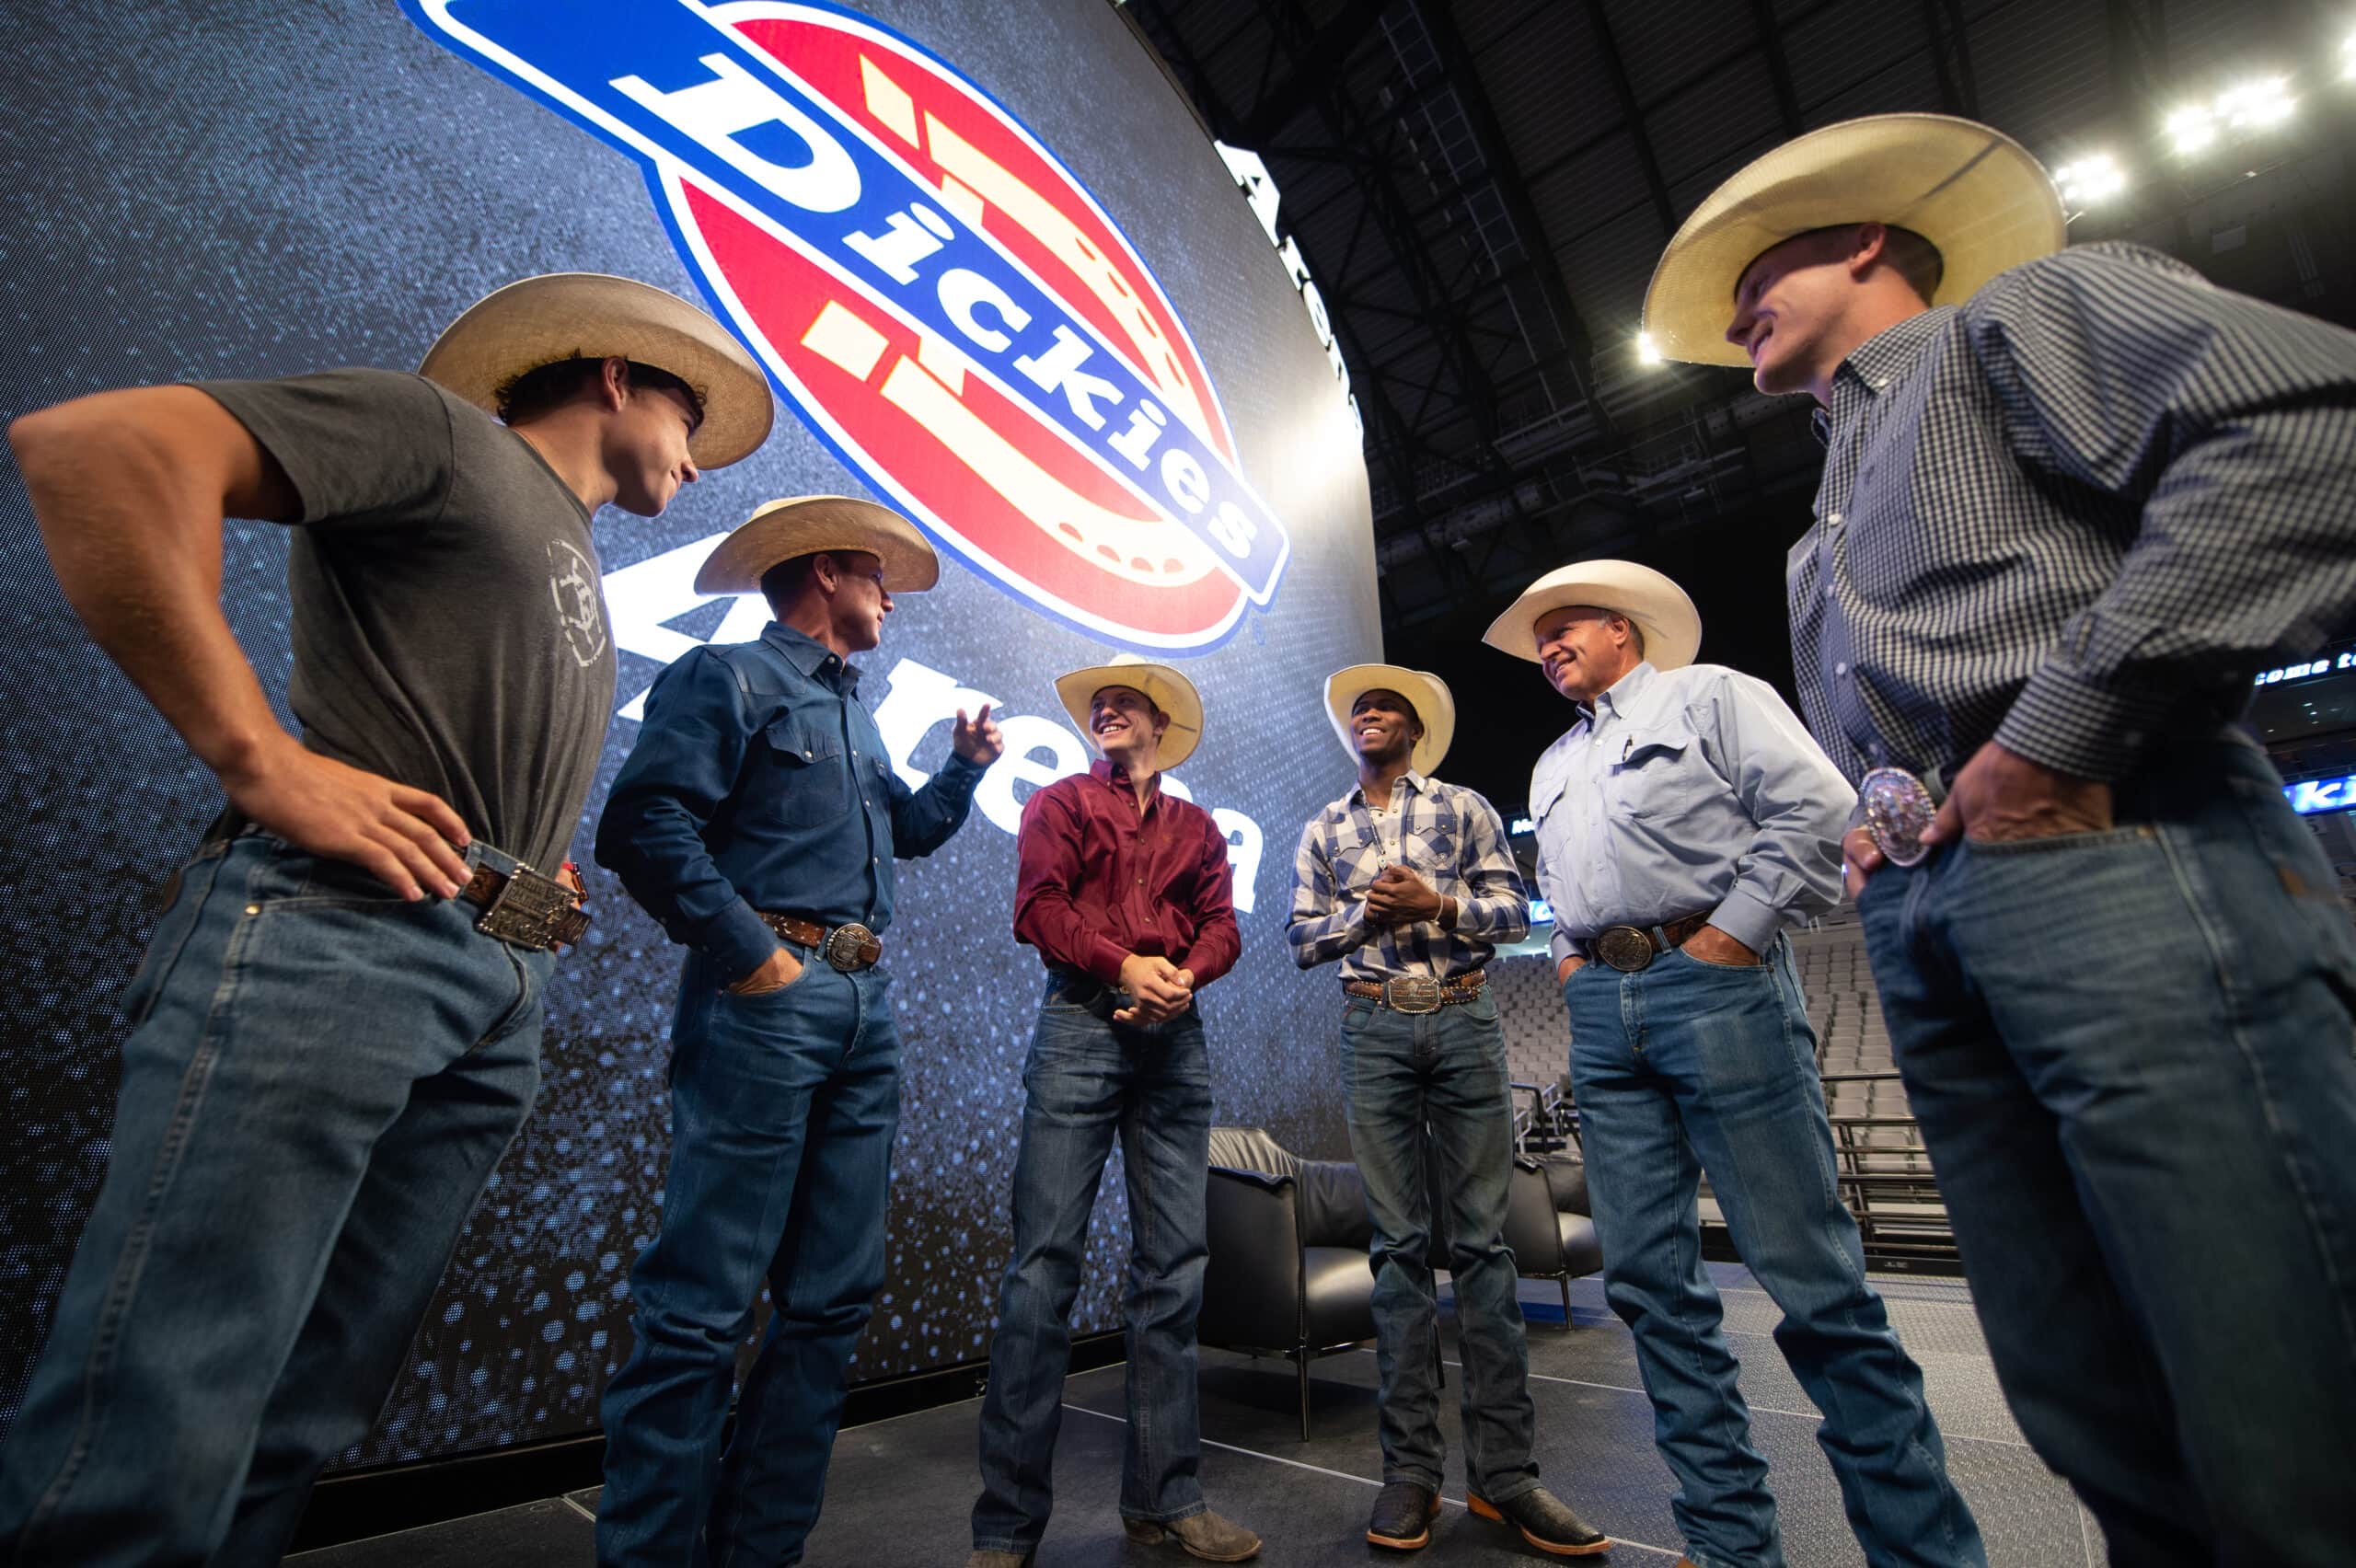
left=1494, top=560, right=1982, bottom=1568
left=1288, top=663, right=1610, bottom=1559
left=594, top=497, right=1001, bottom=1568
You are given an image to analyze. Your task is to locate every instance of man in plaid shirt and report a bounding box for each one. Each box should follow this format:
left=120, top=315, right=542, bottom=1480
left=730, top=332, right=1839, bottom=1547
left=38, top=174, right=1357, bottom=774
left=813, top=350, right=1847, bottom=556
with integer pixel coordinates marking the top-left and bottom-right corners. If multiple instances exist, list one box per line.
left=1288, top=664, right=1609, bottom=1559
left=1645, top=113, right=2356, bottom=1565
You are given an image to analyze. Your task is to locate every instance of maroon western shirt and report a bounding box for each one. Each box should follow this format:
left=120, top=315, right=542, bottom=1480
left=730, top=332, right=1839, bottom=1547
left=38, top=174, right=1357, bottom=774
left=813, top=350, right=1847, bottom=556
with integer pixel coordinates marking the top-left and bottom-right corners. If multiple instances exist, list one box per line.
left=1012, top=760, right=1241, bottom=988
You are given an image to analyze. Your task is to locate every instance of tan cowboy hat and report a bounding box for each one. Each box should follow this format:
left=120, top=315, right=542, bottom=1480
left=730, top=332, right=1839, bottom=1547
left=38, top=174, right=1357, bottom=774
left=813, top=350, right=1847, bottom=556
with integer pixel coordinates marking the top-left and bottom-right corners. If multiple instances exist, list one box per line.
left=1482, top=559, right=1702, bottom=670
left=693, top=496, right=941, bottom=594
left=419, top=272, right=774, bottom=467
left=1323, top=664, right=1454, bottom=776
left=1055, top=652, right=1204, bottom=769
left=1642, top=114, right=2065, bottom=367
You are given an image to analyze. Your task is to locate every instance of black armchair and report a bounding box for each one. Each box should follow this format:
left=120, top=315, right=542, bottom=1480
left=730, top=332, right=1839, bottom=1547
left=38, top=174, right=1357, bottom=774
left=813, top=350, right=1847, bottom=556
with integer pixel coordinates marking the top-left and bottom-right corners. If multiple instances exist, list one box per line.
left=1201, top=1126, right=1379, bottom=1438
left=1425, top=1146, right=1603, bottom=1329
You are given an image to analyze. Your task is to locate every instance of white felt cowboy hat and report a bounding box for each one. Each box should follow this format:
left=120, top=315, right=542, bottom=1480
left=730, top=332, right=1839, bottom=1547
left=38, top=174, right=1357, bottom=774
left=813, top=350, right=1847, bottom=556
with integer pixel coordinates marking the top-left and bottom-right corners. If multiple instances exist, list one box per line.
left=419, top=272, right=774, bottom=467
left=694, top=496, right=941, bottom=595
left=1642, top=113, right=2065, bottom=367
left=1323, top=664, right=1455, bottom=776
left=1482, top=559, right=1702, bottom=671
left=1055, top=652, right=1204, bottom=770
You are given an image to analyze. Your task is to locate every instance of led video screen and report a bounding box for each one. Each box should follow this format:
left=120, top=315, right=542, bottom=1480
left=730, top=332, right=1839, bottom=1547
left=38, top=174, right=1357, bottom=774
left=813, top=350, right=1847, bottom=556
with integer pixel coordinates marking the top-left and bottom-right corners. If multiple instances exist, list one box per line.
left=0, top=0, right=1375, bottom=1469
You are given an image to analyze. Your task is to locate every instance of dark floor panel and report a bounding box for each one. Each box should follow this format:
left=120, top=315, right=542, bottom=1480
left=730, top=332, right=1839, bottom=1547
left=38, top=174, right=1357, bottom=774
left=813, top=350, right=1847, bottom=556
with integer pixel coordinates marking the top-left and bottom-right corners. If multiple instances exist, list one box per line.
left=285, top=1497, right=592, bottom=1566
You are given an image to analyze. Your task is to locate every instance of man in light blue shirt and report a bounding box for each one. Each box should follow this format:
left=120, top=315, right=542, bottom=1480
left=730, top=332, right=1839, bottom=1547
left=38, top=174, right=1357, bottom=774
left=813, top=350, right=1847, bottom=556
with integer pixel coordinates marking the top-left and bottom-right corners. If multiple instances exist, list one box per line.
left=1491, top=560, right=1983, bottom=1568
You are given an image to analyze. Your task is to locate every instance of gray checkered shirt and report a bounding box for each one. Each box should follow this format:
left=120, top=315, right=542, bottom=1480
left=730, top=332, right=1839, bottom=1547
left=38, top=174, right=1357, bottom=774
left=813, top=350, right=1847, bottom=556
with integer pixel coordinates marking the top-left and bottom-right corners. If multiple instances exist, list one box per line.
left=1789, top=241, right=2356, bottom=786
left=1288, top=771, right=1529, bottom=983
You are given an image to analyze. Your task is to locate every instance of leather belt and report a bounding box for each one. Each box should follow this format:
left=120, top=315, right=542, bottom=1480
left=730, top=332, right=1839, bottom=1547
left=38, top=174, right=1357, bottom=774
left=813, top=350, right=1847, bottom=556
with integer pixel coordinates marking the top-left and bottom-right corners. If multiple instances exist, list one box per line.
left=457, top=860, right=589, bottom=952
left=1586, top=911, right=1712, bottom=973
left=1344, top=968, right=1487, bottom=1015
left=759, top=911, right=882, bottom=972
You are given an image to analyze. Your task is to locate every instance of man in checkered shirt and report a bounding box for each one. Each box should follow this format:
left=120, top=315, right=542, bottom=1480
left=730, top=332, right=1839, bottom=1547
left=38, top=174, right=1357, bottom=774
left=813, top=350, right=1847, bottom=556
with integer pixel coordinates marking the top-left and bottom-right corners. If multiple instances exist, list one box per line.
left=1288, top=665, right=1610, bottom=1559
left=1645, top=113, right=2356, bottom=1566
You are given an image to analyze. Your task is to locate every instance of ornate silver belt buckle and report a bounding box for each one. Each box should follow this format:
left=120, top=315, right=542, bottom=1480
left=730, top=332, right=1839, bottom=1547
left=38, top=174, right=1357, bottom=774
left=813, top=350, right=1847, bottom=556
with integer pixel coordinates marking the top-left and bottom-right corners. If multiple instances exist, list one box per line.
left=823, top=921, right=877, bottom=972
left=1859, top=767, right=1938, bottom=868
left=476, top=865, right=589, bottom=951
left=1383, top=975, right=1442, bottom=1014
left=1595, top=926, right=1657, bottom=973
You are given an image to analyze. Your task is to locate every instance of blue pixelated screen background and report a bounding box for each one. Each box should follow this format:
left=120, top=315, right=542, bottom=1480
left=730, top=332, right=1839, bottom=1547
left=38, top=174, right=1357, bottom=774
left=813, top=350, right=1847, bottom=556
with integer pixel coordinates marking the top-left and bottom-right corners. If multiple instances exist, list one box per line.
left=0, top=0, right=1374, bottom=1468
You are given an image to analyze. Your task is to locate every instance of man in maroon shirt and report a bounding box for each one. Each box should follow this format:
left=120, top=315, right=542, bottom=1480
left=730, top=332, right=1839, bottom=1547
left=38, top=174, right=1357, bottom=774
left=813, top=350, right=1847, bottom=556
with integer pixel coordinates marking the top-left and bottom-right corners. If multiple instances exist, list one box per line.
left=969, top=654, right=1259, bottom=1566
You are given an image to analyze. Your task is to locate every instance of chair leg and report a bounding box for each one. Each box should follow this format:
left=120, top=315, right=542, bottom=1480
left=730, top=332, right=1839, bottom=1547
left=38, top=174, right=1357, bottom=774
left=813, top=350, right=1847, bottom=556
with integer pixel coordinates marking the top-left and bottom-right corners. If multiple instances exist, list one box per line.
left=1297, top=1351, right=1311, bottom=1442
left=1559, top=1277, right=1571, bottom=1331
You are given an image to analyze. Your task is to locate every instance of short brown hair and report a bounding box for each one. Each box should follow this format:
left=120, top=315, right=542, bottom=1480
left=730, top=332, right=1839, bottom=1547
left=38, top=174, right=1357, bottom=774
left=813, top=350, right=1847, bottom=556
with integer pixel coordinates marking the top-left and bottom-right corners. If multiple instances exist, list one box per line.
left=495, top=354, right=705, bottom=429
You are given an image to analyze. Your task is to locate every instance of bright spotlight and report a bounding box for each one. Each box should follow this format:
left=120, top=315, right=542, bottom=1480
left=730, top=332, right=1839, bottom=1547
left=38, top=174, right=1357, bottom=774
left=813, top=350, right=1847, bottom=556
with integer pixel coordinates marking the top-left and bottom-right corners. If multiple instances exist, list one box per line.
left=1636, top=330, right=1663, bottom=366
left=2214, top=76, right=2295, bottom=131
left=2341, top=31, right=2355, bottom=79
left=2054, top=153, right=2130, bottom=206
left=2165, top=105, right=2217, bottom=155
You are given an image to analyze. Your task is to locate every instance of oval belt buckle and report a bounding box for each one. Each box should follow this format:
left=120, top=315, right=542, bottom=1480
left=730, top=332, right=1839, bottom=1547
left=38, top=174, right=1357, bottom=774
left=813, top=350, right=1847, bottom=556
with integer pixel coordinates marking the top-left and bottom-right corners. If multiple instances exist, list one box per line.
left=1858, top=767, right=1938, bottom=868
left=1384, top=975, right=1442, bottom=1013
left=824, top=921, right=877, bottom=971
left=1595, top=926, right=1656, bottom=973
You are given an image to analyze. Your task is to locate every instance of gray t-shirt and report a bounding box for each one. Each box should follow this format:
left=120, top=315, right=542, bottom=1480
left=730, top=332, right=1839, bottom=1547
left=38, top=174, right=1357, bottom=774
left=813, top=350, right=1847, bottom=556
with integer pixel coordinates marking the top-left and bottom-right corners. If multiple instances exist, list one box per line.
left=197, top=368, right=616, bottom=875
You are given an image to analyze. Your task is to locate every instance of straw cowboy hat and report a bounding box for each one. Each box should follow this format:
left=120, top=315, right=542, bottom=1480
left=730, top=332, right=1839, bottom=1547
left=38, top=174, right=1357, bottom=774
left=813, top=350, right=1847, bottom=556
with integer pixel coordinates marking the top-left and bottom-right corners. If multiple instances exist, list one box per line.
left=419, top=272, right=774, bottom=467
left=1482, top=560, right=1702, bottom=671
left=1642, top=113, right=2065, bottom=366
left=693, top=496, right=942, bottom=595
left=1055, top=652, right=1204, bottom=769
left=1323, top=664, right=1455, bottom=776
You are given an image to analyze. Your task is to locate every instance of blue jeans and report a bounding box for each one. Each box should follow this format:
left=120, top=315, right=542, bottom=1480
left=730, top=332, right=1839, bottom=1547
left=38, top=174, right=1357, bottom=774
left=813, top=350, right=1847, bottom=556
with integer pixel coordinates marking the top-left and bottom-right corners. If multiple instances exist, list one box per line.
left=0, top=831, right=549, bottom=1567
left=1563, top=939, right=1983, bottom=1568
left=1339, top=990, right=1539, bottom=1502
left=1857, top=736, right=2356, bottom=1568
left=597, top=943, right=901, bottom=1568
left=971, top=978, right=1213, bottom=1553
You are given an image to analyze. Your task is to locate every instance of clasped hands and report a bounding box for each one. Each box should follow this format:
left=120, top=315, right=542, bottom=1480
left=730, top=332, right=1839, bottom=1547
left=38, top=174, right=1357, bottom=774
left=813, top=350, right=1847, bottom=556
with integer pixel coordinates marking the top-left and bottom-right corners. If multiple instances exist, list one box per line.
left=1842, top=739, right=2114, bottom=898
left=1364, top=864, right=1445, bottom=928
left=1115, top=952, right=1195, bottom=1024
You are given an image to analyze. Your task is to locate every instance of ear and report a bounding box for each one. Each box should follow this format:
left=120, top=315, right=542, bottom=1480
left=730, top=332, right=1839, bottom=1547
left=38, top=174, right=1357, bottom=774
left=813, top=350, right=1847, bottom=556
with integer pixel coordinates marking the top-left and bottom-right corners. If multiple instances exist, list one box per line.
left=810, top=551, right=841, bottom=594
left=1847, top=222, right=1890, bottom=282
left=598, top=355, right=631, bottom=411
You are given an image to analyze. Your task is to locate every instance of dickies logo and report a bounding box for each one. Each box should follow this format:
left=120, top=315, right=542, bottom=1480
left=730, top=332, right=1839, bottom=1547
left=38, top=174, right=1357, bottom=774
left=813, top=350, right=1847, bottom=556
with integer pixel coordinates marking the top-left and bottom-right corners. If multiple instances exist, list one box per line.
left=404, top=0, right=1291, bottom=651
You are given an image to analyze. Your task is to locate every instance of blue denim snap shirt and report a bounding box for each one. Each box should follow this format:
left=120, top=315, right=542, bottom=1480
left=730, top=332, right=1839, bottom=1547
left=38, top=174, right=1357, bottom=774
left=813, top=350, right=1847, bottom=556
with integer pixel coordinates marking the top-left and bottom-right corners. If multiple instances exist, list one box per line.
left=596, top=622, right=984, bottom=984
left=1529, top=661, right=1854, bottom=965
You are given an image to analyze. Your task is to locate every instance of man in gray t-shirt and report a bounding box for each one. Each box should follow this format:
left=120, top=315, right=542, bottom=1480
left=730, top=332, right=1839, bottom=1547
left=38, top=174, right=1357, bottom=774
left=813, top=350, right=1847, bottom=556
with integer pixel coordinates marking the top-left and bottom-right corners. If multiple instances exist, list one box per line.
left=0, top=273, right=773, bottom=1565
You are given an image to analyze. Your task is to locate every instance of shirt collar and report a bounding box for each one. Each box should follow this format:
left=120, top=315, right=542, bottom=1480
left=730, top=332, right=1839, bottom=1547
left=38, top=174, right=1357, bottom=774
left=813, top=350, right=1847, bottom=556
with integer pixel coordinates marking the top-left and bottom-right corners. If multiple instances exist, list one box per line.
left=761, top=621, right=860, bottom=692
left=1091, top=756, right=1161, bottom=796
left=1580, top=660, right=1657, bottom=725
left=1347, top=767, right=1428, bottom=809
left=1826, top=306, right=1953, bottom=431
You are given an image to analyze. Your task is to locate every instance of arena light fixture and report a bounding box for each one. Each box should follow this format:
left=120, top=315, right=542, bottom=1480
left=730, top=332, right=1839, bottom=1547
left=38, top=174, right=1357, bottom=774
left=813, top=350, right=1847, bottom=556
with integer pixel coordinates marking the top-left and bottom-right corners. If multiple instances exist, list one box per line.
left=1636, top=330, right=1663, bottom=366
left=2214, top=75, right=2295, bottom=132
left=2165, top=104, right=2218, bottom=155
left=2054, top=152, right=2130, bottom=206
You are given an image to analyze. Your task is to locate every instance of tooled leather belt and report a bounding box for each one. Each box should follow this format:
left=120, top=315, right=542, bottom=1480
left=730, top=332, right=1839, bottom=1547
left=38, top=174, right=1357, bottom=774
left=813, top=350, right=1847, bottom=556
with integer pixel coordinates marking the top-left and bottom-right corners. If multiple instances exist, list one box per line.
left=758, top=911, right=883, bottom=972
left=1582, top=910, right=1712, bottom=972
left=1344, top=968, right=1488, bottom=1014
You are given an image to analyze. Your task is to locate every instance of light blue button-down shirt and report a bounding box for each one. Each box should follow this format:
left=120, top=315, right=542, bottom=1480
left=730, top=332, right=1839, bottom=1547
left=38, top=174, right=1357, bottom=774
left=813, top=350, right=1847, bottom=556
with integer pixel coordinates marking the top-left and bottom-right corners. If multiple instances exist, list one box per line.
left=1529, top=661, right=1854, bottom=964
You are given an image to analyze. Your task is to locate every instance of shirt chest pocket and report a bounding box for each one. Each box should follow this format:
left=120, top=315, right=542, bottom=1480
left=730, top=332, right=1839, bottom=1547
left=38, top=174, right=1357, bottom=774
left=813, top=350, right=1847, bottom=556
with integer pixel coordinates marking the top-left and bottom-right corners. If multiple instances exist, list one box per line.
left=1606, top=723, right=1699, bottom=820
left=758, top=709, right=852, bottom=829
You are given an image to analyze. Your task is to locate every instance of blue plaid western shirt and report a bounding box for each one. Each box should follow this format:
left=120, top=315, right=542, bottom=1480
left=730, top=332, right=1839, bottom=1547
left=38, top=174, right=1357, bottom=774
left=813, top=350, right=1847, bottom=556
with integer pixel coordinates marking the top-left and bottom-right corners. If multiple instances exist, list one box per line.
left=1790, top=242, right=2356, bottom=787
left=1287, top=770, right=1529, bottom=983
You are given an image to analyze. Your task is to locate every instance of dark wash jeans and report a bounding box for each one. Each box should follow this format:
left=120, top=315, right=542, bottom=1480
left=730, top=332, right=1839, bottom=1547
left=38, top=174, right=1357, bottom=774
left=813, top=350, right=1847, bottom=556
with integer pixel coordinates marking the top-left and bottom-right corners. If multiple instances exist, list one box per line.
left=1563, top=939, right=1983, bottom=1568
left=0, top=832, right=549, bottom=1568
left=597, top=944, right=901, bottom=1568
left=1857, top=735, right=2356, bottom=1567
left=1338, top=989, right=1540, bottom=1504
left=971, top=977, right=1213, bottom=1554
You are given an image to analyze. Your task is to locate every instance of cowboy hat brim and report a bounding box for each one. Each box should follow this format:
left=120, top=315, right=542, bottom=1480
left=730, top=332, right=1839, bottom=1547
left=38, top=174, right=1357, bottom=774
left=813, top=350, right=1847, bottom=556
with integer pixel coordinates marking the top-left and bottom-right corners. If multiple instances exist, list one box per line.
left=692, top=496, right=942, bottom=595
left=1643, top=113, right=2065, bottom=367
left=1055, top=657, right=1204, bottom=771
left=1324, top=664, right=1455, bottom=777
left=1482, top=560, right=1703, bottom=670
left=419, top=272, right=774, bottom=467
